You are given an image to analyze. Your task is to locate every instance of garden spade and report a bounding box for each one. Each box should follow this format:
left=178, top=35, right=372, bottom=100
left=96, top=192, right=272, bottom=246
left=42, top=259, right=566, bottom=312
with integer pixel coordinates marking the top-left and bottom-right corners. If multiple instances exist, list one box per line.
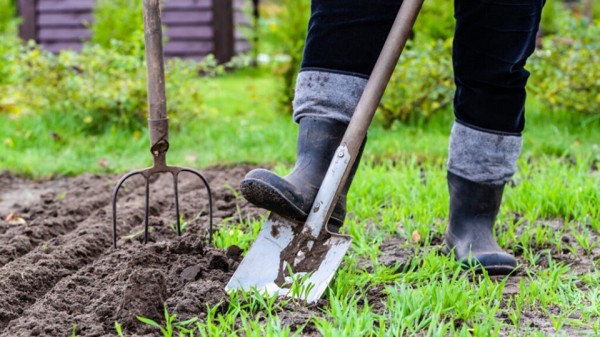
left=226, top=0, right=424, bottom=303
left=111, top=0, right=213, bottom=248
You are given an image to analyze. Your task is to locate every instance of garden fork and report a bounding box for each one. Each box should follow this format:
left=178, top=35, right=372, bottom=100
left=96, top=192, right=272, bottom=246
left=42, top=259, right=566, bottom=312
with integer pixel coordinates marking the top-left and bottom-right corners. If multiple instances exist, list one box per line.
left=111, top=0, right=213, bottom=248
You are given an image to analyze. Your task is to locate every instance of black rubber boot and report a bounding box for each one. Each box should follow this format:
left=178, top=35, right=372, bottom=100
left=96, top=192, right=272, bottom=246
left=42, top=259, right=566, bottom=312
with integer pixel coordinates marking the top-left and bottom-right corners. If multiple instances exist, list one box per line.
left=240, top=117, right=364, bottom=231
left=445, top=171, right=517, bottom=275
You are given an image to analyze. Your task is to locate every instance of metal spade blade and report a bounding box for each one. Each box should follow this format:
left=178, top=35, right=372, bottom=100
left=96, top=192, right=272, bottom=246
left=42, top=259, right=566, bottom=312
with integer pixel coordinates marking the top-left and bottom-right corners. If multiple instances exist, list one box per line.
left=225, top=214, right=352, bottom=304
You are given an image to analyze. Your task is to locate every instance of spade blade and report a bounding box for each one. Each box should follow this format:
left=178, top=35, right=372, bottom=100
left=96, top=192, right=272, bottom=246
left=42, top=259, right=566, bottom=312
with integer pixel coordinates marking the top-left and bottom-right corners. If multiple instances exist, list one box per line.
left=225, top=214, right=352, bottom=304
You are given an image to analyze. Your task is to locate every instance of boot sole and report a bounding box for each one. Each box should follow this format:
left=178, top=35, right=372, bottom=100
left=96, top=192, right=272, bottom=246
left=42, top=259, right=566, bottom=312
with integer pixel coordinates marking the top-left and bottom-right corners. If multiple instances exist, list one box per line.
left=469, top=263, right=518, bottom=276
left=240, top=178, right=345, bottom=230
left=442, top=244, right=518, bottom=276
left=240, top=178, right=308, bottom=222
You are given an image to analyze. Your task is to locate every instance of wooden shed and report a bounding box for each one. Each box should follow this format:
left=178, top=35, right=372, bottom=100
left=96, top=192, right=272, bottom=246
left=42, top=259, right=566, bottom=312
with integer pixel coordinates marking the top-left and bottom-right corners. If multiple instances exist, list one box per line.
left=17, top=0, right=255, bottom=63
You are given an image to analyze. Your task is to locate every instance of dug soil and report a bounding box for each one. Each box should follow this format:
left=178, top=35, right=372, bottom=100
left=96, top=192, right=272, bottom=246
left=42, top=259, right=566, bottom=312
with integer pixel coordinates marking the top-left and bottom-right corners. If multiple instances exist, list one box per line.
left=0, top=168, right=598, bottom=336
left=0, top=166, right=265, bottom=336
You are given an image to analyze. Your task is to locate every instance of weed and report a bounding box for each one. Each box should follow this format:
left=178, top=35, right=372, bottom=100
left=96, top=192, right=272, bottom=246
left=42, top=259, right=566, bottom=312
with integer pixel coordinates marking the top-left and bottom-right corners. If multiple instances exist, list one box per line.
left=283, top=264, right=316, bottom=301
left=115, top=321, right=124, bottom=337
left=137, top=306, right=198, bottom=337
left=168, top=214, right=189, bottom=235
left=121, top=227, right=155, bottom=241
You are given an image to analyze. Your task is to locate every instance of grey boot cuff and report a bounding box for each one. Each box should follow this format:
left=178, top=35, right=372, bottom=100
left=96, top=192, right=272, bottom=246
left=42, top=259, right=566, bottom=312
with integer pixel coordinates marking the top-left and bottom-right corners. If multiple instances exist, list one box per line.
left=447, top=121, right=522, bottom=185
left=292, top=70, right=368, bottom=124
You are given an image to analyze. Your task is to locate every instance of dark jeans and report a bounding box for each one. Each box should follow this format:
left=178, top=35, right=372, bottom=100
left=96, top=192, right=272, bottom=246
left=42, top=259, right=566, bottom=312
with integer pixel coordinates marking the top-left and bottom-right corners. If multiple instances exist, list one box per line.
left=301, top=0, right=545, bottom=134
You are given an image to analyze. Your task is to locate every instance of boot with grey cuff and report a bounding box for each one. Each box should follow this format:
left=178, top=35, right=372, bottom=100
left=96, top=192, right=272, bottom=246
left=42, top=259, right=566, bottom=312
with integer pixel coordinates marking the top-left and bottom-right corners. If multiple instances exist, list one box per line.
left=445, top=122, right=521, bottom=275
left=241, top=70, right=367, bottom=232
left=445, top=171, right=517, bottom=275
left=240, top=116, right=364, bottom=232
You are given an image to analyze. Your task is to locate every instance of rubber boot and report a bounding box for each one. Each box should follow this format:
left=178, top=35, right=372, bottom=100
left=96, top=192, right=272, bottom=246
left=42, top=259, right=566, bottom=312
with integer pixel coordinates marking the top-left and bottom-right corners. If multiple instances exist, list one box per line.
left=445, top=171, right=517, bottom=275
left=240, top=117, right=364, bottom=231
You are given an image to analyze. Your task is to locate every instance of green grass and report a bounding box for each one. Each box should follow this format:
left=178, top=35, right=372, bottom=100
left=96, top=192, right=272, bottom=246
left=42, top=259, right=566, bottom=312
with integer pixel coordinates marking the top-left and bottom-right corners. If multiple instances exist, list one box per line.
left=2, top=67, right=599, bottom=178
left=2, top=67, right=599, bottom=336
left=0, top=67, right=296, bottom=176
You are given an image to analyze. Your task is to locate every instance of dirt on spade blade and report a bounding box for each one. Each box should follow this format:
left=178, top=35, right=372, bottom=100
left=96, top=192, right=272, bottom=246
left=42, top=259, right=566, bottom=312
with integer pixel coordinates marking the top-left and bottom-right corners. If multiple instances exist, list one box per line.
left=0, top=166, right=266, bottom=336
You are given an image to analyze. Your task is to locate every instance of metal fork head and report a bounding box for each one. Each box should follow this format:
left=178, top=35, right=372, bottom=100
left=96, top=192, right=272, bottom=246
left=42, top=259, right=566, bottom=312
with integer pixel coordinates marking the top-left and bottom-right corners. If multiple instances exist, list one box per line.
left=111, top=147, right=213, bottom=249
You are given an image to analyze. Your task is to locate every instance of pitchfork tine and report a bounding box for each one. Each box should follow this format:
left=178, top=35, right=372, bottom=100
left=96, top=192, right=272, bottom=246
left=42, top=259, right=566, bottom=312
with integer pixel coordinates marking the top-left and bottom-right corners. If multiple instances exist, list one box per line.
left=143, top=176, right=151, bottom=244
left=111, top=170, right=144, bottom=248
left=173, top=172, right=181, bottom=236
left=180, top=168, right=214, bottom=243
left=111, top=168, right=214, bottom=248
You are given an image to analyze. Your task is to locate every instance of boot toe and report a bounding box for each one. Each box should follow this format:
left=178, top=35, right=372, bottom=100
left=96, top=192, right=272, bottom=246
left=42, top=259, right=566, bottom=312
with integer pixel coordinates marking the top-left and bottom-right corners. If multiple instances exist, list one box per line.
left=240, top=168, right=349, bottom=230
left=459, top=251, right=518, bottom=276
left=240, top=169, right=308, bottom=221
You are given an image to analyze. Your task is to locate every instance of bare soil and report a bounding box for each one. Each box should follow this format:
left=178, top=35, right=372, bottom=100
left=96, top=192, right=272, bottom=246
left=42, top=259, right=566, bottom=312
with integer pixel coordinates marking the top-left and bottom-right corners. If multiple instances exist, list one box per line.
left=0, top=168, right=597, bottom=336
left=0, top=166, right=264, bottom=336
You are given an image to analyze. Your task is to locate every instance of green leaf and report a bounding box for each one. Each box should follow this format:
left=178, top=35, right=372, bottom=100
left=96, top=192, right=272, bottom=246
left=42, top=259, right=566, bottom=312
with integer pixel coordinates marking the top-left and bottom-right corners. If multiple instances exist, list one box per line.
left=137, top=316, right=161, bottom=328
left=114, top=321, right=124, bottom=337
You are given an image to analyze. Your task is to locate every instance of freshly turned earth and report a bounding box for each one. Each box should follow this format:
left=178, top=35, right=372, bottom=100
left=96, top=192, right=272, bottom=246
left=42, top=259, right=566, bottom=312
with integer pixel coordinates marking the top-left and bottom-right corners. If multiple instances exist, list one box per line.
left=0, top=166, right=267, bottom=336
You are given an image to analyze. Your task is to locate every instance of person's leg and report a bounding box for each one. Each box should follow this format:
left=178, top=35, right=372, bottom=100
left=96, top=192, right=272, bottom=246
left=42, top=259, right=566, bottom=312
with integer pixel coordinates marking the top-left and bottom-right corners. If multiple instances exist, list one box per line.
left=447, top=0, right=545, bottom=274
left=241, top=0, right=402, bottom=230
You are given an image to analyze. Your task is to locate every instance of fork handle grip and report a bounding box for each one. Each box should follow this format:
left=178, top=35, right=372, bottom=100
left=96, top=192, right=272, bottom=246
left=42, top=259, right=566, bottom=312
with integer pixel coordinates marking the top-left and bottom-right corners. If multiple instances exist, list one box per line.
left=143, top=0, right=168, bottom=122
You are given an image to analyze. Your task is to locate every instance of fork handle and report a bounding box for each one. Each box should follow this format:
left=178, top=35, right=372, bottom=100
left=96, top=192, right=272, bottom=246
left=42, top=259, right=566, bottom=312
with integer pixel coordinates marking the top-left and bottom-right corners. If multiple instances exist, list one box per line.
left=143, top=0, right=169, bottom=149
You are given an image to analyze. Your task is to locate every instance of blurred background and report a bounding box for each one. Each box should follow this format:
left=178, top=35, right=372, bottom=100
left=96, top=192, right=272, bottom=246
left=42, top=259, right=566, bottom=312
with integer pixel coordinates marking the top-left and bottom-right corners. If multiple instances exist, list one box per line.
left=0, top=0, right=598, bottom=176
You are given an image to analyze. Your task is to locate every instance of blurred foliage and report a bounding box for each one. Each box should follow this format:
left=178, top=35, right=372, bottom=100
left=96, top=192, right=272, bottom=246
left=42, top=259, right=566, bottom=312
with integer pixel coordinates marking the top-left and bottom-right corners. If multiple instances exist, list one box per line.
left=89, top=0, right=145, bottom=56
left=413, top=0, right=455, bottom=42
left=2, top=0, right=598, bottom=131
left=0, top=0, right=230, bottom=133
left=0, top=39, right=219, bottom=133
left=379, top=39, right=454, bottom=126
left=238, top=0, right=260, bottom=63
left=257, top=0, right=310, bottom=113
left=0, top=0, right=18, bottom=36
left=541, top=0, right=562, bottom=35
left=377, top=0, right=455, bottom=126
left=529, top=14, right=600, bottom=117
left=0, top=34, right=20, bottom=85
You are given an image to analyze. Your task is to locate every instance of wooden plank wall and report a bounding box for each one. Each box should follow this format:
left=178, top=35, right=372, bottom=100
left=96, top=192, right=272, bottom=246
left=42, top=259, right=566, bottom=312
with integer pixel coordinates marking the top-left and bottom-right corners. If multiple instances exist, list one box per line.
left=18, top=0, right=253, bottom=63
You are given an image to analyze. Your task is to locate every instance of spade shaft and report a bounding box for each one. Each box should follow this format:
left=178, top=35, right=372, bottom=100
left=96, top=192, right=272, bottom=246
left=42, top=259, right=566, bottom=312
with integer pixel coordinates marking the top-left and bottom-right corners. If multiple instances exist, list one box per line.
left=305, top=0, right=425, bottom=238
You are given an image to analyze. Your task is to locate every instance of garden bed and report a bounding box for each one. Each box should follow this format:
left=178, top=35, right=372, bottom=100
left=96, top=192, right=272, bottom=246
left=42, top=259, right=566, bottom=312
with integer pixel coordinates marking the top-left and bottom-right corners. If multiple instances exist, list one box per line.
left=0, top=166, right=262, bottom=336
left=0, top=166, right=598, bottom=336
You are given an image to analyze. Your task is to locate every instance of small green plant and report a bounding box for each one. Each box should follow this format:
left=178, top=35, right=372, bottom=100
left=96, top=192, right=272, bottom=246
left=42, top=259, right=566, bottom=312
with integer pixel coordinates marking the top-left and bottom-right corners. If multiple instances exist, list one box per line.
left=168, top=214, right=189, bottom=234
left=137, top=306, right=198, bottom=337
left=281, top=264, right=316, bottom=301
left=212, top=217, right=264, bottom=251
left=115, top=321, right=124, bottom=337
left=572, top=225, right=599, bottom=255
left=237, top=287, right=285, bottom=315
